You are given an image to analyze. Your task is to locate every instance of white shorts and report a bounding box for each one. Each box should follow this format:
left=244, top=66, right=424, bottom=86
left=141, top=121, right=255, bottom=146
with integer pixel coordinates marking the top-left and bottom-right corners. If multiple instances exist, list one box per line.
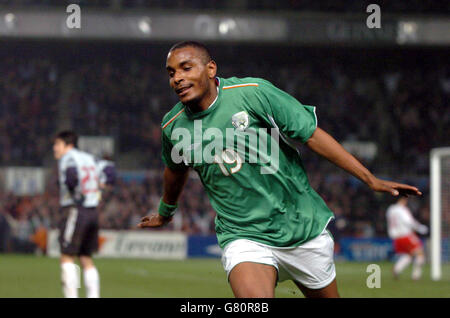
left=221, top=229, right=336, bottom=290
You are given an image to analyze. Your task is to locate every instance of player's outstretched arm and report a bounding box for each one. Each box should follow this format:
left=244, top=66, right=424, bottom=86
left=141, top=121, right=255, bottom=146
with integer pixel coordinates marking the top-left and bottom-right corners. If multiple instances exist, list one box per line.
left=305, top=127, right=422, bottom=197
left=138, top=166, right=189, bottom=228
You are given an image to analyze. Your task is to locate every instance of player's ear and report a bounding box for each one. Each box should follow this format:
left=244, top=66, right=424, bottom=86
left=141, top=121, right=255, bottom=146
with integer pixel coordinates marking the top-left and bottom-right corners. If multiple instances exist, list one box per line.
left=207, top=60, right=217, bottom=79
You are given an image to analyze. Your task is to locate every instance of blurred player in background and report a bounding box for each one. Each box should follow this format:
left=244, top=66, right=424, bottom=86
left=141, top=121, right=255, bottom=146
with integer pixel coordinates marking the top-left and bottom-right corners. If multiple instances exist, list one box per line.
left=138, top=41, right=422, bottom=298
left=53, top=130, right=115, bottom=298
left=96, top=154, right=116, bottom=191
left=386, top=197, right=428, bottom=280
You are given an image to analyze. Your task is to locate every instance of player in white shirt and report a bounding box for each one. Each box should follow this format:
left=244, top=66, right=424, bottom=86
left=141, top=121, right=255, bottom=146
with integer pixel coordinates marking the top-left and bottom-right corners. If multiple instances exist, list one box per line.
left=386, top=197, right=428, bottom=280
left=53, top=131, right=115, bottom=298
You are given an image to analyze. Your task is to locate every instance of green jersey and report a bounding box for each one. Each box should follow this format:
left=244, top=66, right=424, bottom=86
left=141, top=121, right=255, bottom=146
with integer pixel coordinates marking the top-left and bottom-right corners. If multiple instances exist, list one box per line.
left=161, top=77, right=334, bottom=248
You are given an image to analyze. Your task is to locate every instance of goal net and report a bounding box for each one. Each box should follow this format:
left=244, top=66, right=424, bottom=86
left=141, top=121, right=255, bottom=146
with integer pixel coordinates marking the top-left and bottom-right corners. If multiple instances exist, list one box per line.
left=430, top=147, right=450, bottom=281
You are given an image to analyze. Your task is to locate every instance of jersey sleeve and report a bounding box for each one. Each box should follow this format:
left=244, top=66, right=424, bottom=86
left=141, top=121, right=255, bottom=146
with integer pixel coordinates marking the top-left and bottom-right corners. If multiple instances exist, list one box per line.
left=60, top=156, right=77, bottom=181
left=65, top=167, right=78, bottom=190
left=404, top=208, right=424, bottom=232
left=102, top=165, right=116, bottom=185
left=161, top=130, right=188, bottom=171
left=96, top=159, right=116, bottom=185
left=255, top=79, right=317, bottom=143
left=399, top=207, right=417, bottom=230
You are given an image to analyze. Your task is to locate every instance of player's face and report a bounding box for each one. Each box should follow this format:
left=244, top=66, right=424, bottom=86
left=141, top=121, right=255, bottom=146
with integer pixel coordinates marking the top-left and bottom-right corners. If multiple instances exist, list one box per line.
left=166, top=47, right=215, bottom=105
left=53, top=139, right=69, bottom=160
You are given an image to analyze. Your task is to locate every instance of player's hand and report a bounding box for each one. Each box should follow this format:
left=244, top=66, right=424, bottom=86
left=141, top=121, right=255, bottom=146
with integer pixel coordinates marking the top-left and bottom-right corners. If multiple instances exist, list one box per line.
left=417, top=224, right=428, bottom=235
left=368, top=178, right=422, bottom=197
left=137, top=213, right=172, bottom=228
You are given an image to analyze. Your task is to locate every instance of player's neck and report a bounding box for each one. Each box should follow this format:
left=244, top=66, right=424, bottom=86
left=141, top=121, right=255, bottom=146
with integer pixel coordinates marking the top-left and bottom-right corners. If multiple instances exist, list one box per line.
left=187, top=83, right=218, bottom=113
left=61, top=146, right=75, bottom=157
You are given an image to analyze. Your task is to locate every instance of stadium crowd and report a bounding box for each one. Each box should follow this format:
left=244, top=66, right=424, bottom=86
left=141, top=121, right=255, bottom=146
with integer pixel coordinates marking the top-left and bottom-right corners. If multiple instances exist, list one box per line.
left=1, top=47, right=448, bottom=173
left=0, top=166, right=431, bottom=253
left=0, top=57, right=59, bottom=166
left=0, top=45, right=446, bottom=252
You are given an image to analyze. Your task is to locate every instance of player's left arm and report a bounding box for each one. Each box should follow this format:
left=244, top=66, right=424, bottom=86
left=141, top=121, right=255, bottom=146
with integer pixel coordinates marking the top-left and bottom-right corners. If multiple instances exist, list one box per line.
left=305, top=127, right=422, bottom=197
left=62, top=157, right=85, bottom=204
left=65, top=167, right=78, bottom=191
left=137, top=166, right=189, bottom=228
left=405, top=210, right=429, bottom=234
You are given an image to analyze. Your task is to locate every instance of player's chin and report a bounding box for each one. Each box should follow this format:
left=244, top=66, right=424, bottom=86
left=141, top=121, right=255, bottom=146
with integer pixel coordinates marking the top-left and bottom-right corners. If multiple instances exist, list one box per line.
left=178, top=90, right=200, bottom=105
left=179, top=94, right=195, bottom=105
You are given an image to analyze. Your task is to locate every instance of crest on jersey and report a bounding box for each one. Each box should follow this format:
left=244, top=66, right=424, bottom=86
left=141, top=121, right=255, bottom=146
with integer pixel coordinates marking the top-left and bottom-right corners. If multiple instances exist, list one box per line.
left=231, top=111, right=249, bottom=131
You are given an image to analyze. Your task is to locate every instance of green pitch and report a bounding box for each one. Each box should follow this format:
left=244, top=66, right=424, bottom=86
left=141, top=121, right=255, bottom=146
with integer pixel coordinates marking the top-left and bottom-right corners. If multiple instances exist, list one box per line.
left=0, top=254, right=449, bottom=298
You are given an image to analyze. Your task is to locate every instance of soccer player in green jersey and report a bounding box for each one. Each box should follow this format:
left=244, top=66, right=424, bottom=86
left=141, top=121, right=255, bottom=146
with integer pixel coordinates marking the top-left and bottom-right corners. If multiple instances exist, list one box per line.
left=138, top=41, right=422, bottom=298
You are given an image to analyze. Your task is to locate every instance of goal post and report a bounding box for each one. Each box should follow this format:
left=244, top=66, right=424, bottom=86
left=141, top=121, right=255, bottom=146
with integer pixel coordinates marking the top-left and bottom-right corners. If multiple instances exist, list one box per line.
left=430, top=147, right=450, bottom=281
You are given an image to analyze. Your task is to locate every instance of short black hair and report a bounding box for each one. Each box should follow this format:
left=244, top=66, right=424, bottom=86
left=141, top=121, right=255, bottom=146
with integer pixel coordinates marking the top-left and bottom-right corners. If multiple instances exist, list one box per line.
left=55, top=130, right=78, bottom=147
left=168, top=41, right=212, bottom=64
